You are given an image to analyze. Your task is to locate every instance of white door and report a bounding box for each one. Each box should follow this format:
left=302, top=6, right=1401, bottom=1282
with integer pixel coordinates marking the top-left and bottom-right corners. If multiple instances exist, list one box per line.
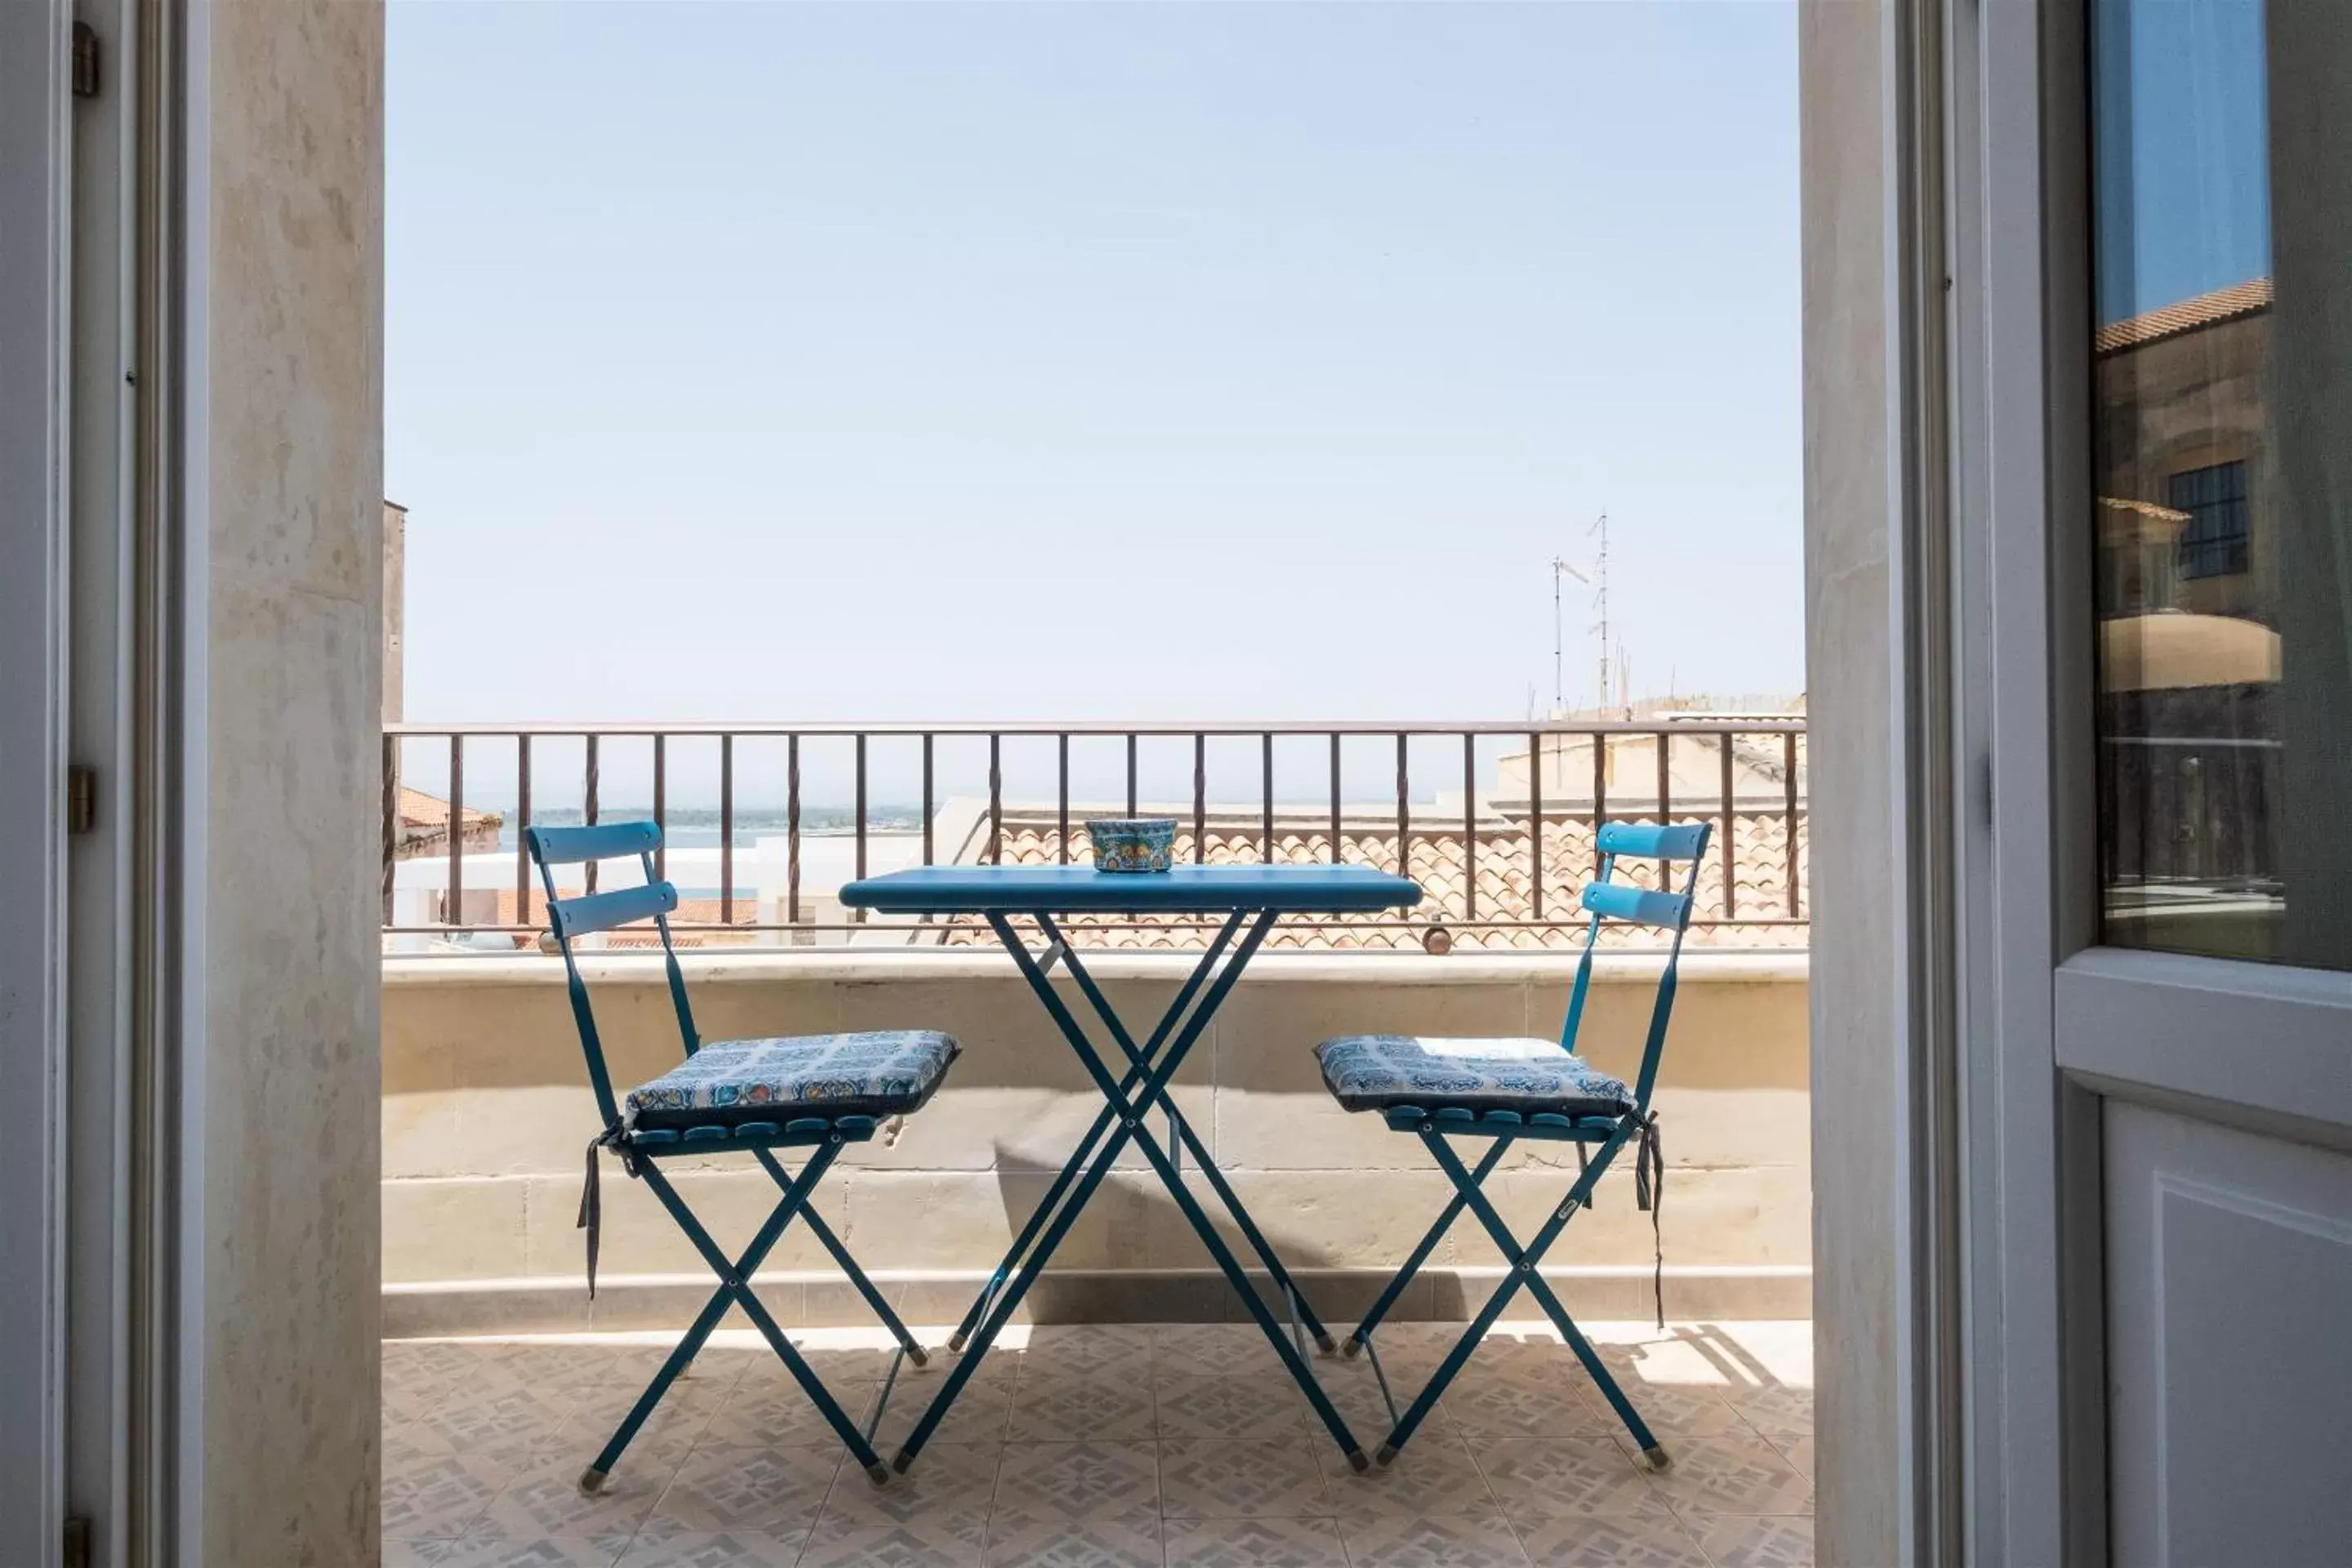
left=2029, top=2, right=2352, bottom=1562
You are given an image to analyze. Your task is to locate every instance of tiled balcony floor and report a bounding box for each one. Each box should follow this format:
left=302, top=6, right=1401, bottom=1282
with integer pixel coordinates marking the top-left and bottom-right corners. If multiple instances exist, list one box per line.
left=384, top=1321, right=1813, bottom=1567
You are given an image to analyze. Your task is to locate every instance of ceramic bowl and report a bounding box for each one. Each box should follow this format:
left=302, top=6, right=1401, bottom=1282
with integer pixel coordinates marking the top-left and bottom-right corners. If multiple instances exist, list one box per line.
left=1086, top=817, right=1177, bottom=874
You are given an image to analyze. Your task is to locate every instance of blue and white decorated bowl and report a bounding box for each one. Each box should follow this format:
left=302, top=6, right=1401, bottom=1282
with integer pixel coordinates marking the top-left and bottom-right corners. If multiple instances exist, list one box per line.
left=1087, top=817, right=1177, bottom=874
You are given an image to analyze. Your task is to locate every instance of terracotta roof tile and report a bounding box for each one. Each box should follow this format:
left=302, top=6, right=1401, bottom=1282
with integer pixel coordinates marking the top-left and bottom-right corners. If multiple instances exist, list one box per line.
left=2095, top=278, right=2271, bottom=355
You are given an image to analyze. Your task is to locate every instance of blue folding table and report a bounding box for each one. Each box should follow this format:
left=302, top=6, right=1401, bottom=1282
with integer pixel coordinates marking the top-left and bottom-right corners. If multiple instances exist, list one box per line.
left=839, top=863, right=1423, bottom=1473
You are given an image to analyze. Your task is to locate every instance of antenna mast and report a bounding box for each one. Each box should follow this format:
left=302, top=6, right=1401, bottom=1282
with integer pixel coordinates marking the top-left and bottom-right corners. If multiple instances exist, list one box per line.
left=1550, top=555, right=1588, bottom=713
left=1588, top=512, right=1611, bottom=714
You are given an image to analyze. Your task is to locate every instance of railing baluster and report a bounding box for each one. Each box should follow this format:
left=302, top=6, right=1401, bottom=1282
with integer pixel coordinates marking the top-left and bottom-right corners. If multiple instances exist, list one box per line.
left=1527, top=729, right=1544, bottom=921
left=1329, top=733, right=1343, bottom=866
left=1590, top=729, right=1606, bottom=875
left=988, top=733, right=1002, bottom=865
left=446, top=735, right=465, bottom=928
left=1126, top=733, right=1138, bottom=820
left=1719, top=732, right=1737, bottom=919
left=1458, top=732, right=1476, bottom=921
left=1192, top=734, right=1207, bottom=864
left=583, top=733, right=600, bottom=895
left=1786, top=730, right=1802, bottom=916
left=854, top=733, right=868, bottom=924
left=648, top=733, right=663, bottom=885
left=719, top=733, right=734, bottom=925
left=922, top=733, right=935, bottom=866
left=787, top=734, right=801, bottom=925
left=518, top=734, right=534, bottom=921
left=1656, top=728, right=1673, bottom=889
left=1058, top=733, right=1071, bottom=865
left=381, top=734, right=397, bottom=926
left=1395, top=733, right=1410, bottom=880
left=1261, top=733, right=1274, bottom=863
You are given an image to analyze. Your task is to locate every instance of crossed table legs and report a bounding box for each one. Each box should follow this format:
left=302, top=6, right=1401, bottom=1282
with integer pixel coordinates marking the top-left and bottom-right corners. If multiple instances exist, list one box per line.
left=890, top=906, right=1370, bottom=1473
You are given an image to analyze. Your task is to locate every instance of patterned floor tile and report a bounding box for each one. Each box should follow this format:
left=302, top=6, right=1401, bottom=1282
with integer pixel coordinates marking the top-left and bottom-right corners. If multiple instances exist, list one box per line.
left=799, top=1515, right=990, bottom=1567
left=1633, top=1436, right=1811, bottom=1520
left=1441, top=1373, right=1612, bottom=1439
left=1691, top=1514, right=1814, bottom=1568
left=1159, top=1438, right=1334, bottom=1519
left=1338, top=1512, right=1532, bottom=1567
left=561, top=1384, right=725, bottom=1467
left=1008, top=1370, right=1157, bottom=1441
left=1318, top=1433, right=1501, bottom=1521
left=991, top=1441, right=1160, bottom=1519
left=1511, top=1512, right=1713, bottom=1568
left=1601, top=1384, right=1747, bottom=1439
left=417, top=1383, right=581, bottom=1463
left=1727, top=1387, right=1813, bottom=1440
left=699, top=1379, right=875, bottom=1449
left=983, top=1510, right=1160, bottom=1568
left=383, top=1451, right=511, bottom=1541
left=1152, top=1324, right=1288, bottom=1379
left=612, top=1531, right=806, bottom=1567
left=384, top=1533, right=621, bottom=1568
left=1162, top=1514, right=1350, bottom=1566
left=1469, top=1437, right=1669, bottom=1519
left=1019, top=1326, right=1153, bottom=1378
left=473, top=1454, right=669, bottom=1552
left=818, top=1441, right=1001, bottom=1529
left=1762, top=1436, right=1811, bottom=1481
left=872, top=1375, right=1016, bottom=1448
left=1301, top=1364, right=1449, bottom=1445
left=1154, top=1373, right=1309, bottom=1439
left=644, top=1445, right=841, bottom=1535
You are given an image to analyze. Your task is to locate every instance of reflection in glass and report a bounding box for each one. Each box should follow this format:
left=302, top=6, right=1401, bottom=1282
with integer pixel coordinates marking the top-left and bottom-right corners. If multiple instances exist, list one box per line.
left=2091, top=0, right=2350, bottom=969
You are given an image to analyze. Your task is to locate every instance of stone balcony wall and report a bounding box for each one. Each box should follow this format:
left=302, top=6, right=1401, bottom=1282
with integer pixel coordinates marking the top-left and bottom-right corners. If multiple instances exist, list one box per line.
left=383, top=951, right=1808, bottom=1335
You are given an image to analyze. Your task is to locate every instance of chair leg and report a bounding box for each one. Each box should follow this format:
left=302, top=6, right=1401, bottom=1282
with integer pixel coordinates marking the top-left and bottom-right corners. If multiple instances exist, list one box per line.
left=1343, top=1137, right=1512, bottom=1356
left=585, top=1146, right=894, bottom=1490
left=1371, top=1124, right=1645, bottom=1467
left=754, top=1146, right=928, bottom=1368
left=1408, top=1125, right=1671, bottom=1470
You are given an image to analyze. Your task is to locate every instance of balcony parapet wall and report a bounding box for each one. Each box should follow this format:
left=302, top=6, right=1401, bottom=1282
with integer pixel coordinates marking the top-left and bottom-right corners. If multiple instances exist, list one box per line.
left=383, top=951, right=1809, bottom=1334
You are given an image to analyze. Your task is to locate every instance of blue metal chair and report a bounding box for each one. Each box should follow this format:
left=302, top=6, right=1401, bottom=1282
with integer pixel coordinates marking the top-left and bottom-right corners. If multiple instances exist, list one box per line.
left=1312, top=819, right=1711, bottom=1469
left=527, top=822, right=958, bottom=1490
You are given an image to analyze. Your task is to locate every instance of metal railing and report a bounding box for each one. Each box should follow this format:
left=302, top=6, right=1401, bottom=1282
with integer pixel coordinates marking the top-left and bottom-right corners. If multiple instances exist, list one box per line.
left=381, top=719, right=1807, bottom=951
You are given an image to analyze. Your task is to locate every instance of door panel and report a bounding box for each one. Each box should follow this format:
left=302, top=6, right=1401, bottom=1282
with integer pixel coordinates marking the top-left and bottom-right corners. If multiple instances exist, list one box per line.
left=2105, top=1102, right=2352, bottom=1568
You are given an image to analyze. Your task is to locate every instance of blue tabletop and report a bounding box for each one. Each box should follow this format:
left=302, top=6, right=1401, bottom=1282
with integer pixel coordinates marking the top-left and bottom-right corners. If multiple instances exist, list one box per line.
left=840, top=863, right=1423, bottom=915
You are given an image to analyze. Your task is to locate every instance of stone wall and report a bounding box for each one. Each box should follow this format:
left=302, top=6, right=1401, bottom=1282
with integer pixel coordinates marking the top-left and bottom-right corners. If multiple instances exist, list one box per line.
left=203, top=0, right=385, bottom=1561
left=384, top=951, right=1810, bottom=1334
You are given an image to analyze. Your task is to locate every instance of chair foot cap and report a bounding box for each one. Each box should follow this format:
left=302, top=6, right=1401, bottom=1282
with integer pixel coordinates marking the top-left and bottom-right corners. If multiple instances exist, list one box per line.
left=1315, top=1331, right=1338, bottom=1354
left=1642, top=1446, right=1673, bottom=1473
left=1339, top=1336, right=1364, bottom=1360
left=1346, top=1448, right=1370, bottom=1472
left=891, top=1449, right=915, bottom=1475
left=577, top=1468, right=608, bottom=1495
left=904, top=1344, right=930, bottom=1369
left=1374, top=1444, right=1399, bottom=1468
left=946, top=1333, right=969, bottom=1353
left=864, top=1460, right=892, bottom=1486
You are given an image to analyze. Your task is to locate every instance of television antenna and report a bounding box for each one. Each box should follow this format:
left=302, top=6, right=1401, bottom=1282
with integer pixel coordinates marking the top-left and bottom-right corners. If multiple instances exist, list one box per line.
left=1548, top=511, right=1615, bottom=712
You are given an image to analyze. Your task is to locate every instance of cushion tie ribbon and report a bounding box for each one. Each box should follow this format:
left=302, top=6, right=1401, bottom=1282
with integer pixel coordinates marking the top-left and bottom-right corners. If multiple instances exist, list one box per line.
left=1632, top=1110, right=1665, bottom=1329
left=578, top=1122, right=632, bottom=1300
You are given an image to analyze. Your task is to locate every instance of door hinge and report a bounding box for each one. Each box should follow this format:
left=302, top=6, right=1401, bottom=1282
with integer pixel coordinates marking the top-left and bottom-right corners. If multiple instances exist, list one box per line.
left=62, top=1517, right=91, bottom=1568
left=72, top=22, right=100, bottom=99
left=67, top=765, right=98, bottom=835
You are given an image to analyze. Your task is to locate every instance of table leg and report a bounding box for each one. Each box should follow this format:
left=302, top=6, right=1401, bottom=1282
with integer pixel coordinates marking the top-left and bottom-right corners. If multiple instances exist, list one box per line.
left=1043, top=917, right=1339, bottom=1353
left=889, top=912, right=1267, bottom=1471
left=997, top=913, right=1367, bottom=1471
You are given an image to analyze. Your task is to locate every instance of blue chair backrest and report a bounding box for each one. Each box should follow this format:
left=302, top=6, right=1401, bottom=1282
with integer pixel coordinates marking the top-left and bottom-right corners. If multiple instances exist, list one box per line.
left=1558, top=818, right=1713, bottom=1111
left=525, top=822, right=700, bottom=1129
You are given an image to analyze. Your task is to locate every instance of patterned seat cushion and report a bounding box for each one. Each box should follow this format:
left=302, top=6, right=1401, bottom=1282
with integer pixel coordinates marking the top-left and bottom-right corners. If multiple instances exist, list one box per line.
left=1313, top=1035, right=1636, bottom=1118
left=624, top=1030, right=960, bottom=1128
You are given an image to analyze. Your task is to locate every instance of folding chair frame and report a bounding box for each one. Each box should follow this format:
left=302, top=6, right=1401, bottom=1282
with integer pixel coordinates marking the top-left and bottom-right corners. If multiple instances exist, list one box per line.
left=1334, top=820, right=1712, bottom=1471
left=525, top=822, right=929, bottom=1490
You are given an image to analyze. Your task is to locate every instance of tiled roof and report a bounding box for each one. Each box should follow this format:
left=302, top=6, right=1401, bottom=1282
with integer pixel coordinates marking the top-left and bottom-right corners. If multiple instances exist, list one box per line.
left=934, top=811, right=1808, bottom=951
left=2095, top=278, right=2271, bottom=355
left=395, top=787, right=502, bottom=859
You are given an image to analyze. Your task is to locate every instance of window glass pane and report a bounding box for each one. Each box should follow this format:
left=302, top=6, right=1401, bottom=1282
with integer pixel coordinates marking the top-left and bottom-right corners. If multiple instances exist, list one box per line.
left=2091, top=0, right=2352, bottom=969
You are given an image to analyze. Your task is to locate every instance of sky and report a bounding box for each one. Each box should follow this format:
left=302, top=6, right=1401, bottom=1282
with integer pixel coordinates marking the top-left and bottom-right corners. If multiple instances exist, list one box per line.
left=386, top=0, right=1802, bottom=736
left=2092, top=0, right=2270, bottom=324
